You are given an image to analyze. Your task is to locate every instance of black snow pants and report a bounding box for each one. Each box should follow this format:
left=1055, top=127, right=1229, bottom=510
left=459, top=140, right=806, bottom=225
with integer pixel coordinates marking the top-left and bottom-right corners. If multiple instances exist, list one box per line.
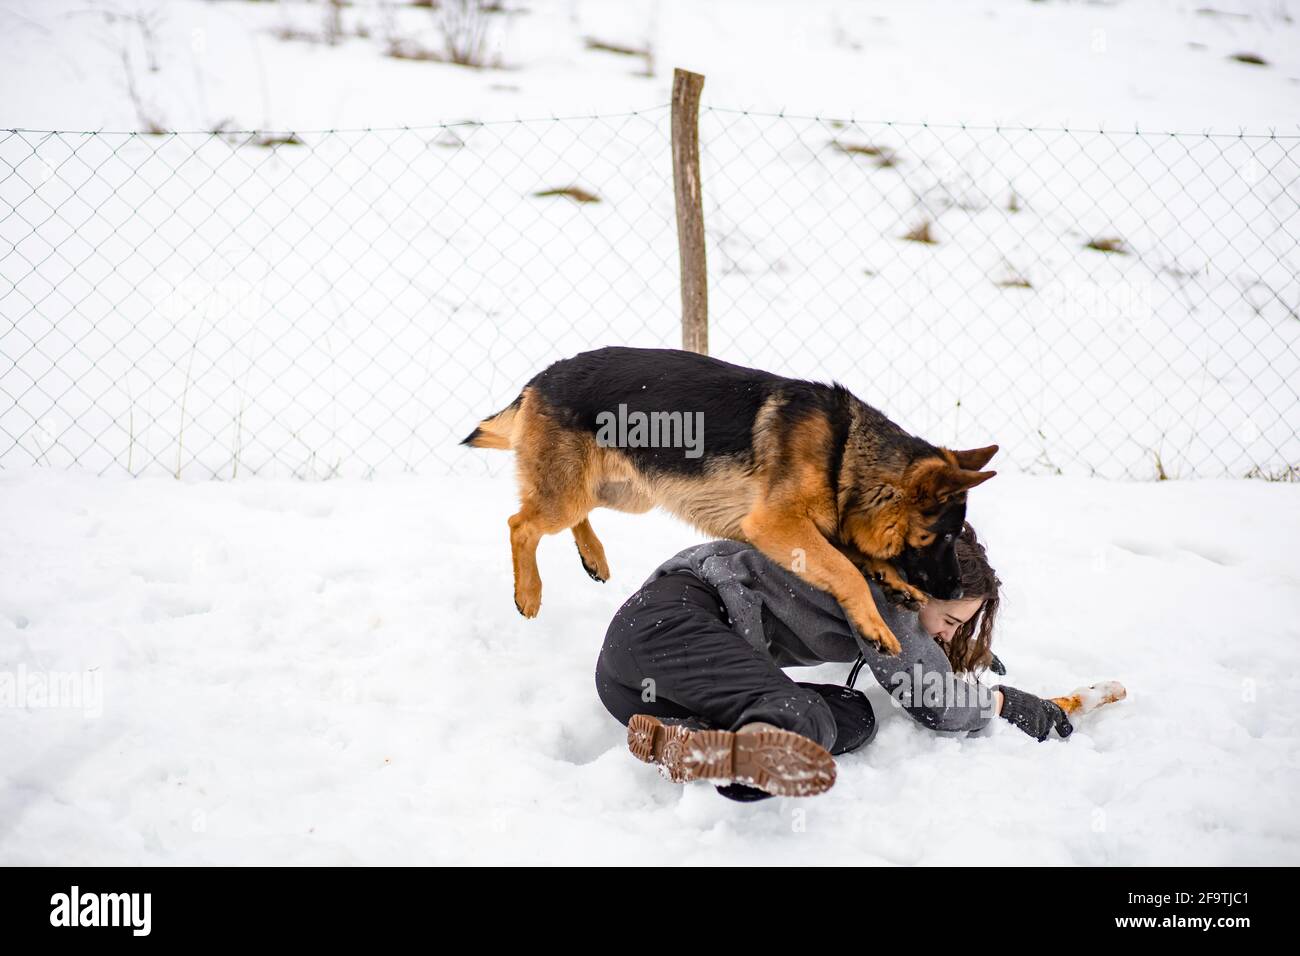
left=595, top=571, right=876, bottom=756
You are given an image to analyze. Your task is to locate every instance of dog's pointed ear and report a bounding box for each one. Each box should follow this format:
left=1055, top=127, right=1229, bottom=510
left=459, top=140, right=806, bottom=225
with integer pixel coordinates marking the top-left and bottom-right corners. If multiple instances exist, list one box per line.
left=941, top=468, right=996, bottom=501
left=909, top=459, right=997, bottom=503
left=950, top=444, right=999, bottom=471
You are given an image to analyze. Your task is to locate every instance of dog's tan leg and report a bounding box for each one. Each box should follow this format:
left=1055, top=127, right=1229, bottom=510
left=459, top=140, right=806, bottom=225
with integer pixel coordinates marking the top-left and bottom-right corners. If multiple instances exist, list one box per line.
left=510, top=499, right=591, bottom=616
left=571, top=517, right=610, bottom=582
left=508, top=505, right=546, bottom=617
left=740, top=507, right=902, bottom=655
left=864, top=558, right=928, bottom=606
left=506, top=390, right=604, bottom=617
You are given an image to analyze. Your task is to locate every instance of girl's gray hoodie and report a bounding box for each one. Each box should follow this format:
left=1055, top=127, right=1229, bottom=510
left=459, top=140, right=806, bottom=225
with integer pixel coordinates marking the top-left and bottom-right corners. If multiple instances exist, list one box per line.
left=645, top=540, right=996, bottom=733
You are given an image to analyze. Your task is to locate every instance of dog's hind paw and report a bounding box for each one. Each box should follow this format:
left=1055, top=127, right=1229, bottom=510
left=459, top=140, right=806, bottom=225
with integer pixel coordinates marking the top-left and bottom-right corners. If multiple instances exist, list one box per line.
left=575, top=542, right=609, bottom=582
left=514, top=590, right=542, bottom=618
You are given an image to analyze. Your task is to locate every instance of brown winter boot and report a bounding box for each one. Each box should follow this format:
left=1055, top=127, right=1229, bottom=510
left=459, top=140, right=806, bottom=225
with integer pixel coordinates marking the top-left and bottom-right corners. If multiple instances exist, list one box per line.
left=626, top=714, right=836, bottom=797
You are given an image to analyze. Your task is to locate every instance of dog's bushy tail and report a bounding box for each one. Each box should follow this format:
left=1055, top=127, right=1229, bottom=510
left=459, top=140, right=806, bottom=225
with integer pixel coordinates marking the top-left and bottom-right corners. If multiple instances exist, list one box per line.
left=461, top=394, right=523, bottom=450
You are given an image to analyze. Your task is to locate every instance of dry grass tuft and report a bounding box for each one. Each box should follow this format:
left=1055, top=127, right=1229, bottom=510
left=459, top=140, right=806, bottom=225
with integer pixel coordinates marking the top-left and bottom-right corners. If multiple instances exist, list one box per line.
left=1085, top=236, right=1130, bottom=255
left=533, top=186, right=601, bottom=204
left=830, top=140, right=898, bottom=168
left=582, top=36, right=654, bottom=76
left=901, top=220, right=937, bottom=244
left=1154, top=450, right=1170, bottom=481
left=251, top=133, right=305, bottom=148
left=583, top=38, right=649, bottom=57
left=386, top=38, right=445, bottom=62
left=1244, top=463, right=1299, bottom=481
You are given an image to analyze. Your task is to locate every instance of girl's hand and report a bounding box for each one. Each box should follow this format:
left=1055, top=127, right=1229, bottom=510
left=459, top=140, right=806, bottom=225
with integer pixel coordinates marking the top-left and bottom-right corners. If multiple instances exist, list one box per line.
left=994, top=685, right=1074, bottom=741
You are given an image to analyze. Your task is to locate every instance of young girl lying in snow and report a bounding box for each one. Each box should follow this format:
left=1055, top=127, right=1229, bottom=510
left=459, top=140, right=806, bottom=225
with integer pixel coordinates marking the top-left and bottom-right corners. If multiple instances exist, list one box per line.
left=596, top=523, right=1076, bottom=801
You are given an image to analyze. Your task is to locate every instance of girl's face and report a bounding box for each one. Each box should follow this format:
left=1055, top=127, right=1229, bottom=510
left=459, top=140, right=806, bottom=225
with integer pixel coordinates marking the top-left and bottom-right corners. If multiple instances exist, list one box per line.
left=919, top=596, right=984, bottom=644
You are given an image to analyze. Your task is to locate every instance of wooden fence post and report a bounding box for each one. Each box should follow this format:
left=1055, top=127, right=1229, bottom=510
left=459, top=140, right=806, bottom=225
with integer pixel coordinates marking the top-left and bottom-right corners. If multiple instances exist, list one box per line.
left=671, top=68, right=708, bottom=355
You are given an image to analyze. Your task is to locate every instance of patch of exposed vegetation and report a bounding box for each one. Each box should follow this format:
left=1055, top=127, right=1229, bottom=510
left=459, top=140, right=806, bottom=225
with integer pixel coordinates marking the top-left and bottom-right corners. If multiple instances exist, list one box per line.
left=583, top=37, right=655, bottom=77
left=251, top=132, right=305, bottom=148
left=1244, top=462, right=1299, bottom=481
left=901, top=220, right=937, bottom=245
left=1085, top=236, right=1130, bottom=255
left=533, top=186, right=601, bottom=204
left=829, top=140, right=898, bottom=168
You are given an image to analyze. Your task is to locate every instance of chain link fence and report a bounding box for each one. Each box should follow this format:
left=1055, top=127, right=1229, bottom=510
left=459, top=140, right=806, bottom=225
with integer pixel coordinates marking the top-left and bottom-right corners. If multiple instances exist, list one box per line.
left=701, top=110, right=1300, bottom=480
left=2, top=105, right=1297, bottom=480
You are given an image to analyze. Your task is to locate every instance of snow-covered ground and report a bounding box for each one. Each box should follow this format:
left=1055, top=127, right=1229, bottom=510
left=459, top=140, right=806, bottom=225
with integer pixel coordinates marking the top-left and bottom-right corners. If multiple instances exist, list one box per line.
left=3, top=0, right=1298, bottom=131
left=2, top=467, right=1298, bottom=865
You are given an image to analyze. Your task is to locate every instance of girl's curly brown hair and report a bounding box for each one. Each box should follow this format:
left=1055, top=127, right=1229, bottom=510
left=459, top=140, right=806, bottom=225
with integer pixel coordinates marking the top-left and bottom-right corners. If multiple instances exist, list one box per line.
left=942, top=522, right=1001, bottom=674
left=846, top=523, right=1001, bottom=674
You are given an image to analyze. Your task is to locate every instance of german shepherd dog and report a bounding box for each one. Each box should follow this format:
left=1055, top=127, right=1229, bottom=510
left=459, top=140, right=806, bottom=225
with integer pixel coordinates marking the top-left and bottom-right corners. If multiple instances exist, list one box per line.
left=462, top=347, right=997, bottom=655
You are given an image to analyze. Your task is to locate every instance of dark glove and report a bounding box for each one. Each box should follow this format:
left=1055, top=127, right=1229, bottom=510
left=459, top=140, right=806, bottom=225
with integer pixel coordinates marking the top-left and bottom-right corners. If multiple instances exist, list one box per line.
left=988, top=653, right=1007, bottom=676
left=995, top=685, right=1073, bottom=741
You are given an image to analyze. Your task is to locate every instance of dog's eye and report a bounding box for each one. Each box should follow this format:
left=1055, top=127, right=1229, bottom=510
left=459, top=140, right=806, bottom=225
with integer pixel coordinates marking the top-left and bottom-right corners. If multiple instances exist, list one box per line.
left=943, top=533, right=954, bottom=542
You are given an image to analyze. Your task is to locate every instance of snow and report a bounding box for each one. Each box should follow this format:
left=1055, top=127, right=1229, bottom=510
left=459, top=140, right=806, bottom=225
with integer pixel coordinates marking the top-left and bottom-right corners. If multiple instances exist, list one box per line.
left=3, top=0, right=1298, bottom=131
left=2, top=467, right=1298, bottom=865
left=1, top=0, right=1299, bottom=864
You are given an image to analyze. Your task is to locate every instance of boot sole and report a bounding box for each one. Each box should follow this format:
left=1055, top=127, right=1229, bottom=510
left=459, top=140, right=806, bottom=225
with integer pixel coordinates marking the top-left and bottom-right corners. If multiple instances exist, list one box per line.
left=626, top=714, right=836, bottom=797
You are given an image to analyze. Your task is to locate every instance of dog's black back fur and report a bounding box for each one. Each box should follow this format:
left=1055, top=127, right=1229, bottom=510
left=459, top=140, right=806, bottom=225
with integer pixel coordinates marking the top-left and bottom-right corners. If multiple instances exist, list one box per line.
left=528, top=347, right=777, bottom=474
left=528, top=347, right=934, bottom=479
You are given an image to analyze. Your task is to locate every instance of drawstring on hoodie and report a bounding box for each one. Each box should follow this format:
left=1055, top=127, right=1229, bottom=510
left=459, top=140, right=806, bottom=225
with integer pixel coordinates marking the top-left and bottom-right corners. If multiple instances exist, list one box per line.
left=846, top=652, right=866, bottom=690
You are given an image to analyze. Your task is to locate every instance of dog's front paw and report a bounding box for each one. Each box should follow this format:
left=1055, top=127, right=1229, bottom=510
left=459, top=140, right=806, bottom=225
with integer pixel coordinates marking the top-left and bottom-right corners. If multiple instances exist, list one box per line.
left=864, top=625, right=902, bottom=657
left=879, top=572, right=928, bottom=608
left=897, top=582, right=929, bottom=607
left=883, top=584, right=923, bottom=612
left=865, top=560, right=928, bottom=608
left=848, top=606, right=902, bottom=656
